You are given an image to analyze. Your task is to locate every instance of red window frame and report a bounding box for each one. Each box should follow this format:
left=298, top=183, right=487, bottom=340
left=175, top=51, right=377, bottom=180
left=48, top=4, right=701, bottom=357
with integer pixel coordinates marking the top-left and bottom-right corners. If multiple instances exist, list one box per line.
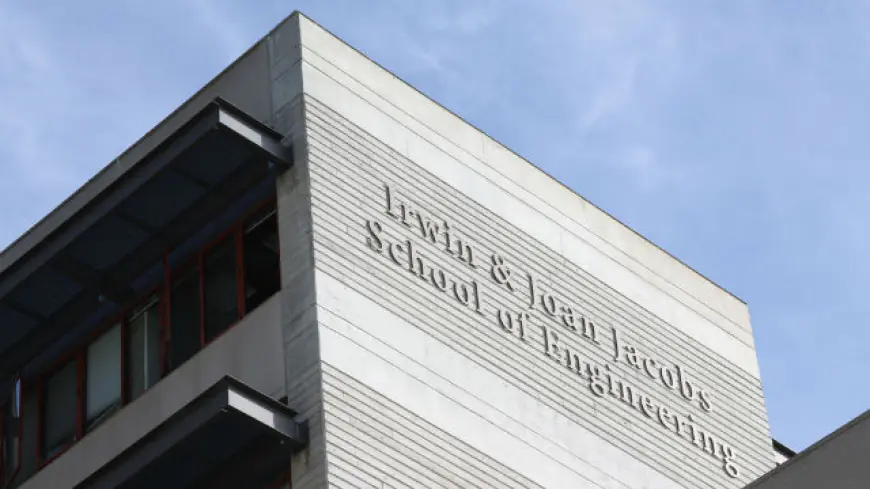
left=0, top=389, right=19, bottom=486
left=36, top=348, right=80, bottom=466
left=199, top=227, right=245, bottom=347
left=4, top=195, right=279, bottom=481
left=264, top=470, right=293, bottom=489
left=123, top=293, right=161, bottom=403
left=1, top=379, right=26, bottom=489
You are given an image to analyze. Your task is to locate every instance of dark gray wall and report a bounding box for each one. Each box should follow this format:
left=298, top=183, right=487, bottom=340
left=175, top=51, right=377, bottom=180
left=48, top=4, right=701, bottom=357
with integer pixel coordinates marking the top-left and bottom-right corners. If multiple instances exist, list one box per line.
left=748, top=412, right=870, bottom=489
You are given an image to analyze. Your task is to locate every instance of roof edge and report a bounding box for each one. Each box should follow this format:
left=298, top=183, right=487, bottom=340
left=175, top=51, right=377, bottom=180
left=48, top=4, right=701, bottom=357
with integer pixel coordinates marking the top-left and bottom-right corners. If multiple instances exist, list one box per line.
left=746, top=410, right=870, bottom=488
left=0, top=11, right=304, bottom=283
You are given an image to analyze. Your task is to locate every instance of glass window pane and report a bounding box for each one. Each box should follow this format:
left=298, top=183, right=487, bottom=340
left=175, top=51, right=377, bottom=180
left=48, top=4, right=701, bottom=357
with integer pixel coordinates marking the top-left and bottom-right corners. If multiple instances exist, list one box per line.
left=127, top=299, right=160, bottom=402
left=203, top=238, right=238, bottom=342
left=2, top=381, right=19, bottom=483
left=86, top=325, right=121, bottom=432
left=12, top=388, right=37, bottom=487
left=43, top=361, right=77, bottom=459
left=170, top=269, right=200, bottom=370
left=243, top=208, right=280, bottom=314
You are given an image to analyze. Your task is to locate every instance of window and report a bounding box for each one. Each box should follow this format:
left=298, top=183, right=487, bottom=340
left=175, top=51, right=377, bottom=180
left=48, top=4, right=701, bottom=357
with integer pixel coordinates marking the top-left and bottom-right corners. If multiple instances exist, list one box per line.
left=243, top=207, right=280, bottom=313
left=85, top=325, right=121, bottom=432
left=2, top=379, right=20, bottom=485
left=126, top=298, right=160, bottom=402
left=42, top=360, right=77, bottom=460
left=170, top=269, right=201, bottom=369
left=16, top=387, right=37, bottom=485
left=203, top=237, right=239, bottom=342
left=3, top=197, right=279, bottom=485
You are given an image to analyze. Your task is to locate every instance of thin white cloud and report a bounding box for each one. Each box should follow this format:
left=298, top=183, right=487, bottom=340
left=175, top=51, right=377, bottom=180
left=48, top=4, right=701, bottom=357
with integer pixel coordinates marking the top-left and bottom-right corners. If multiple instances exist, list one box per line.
left=0, top=4, right=82, bottom=191
left=2, top=0, right=869, bottom=452
left=578, top=58, right=640, bottom=132
left=184, top=0, right=250, bottom=63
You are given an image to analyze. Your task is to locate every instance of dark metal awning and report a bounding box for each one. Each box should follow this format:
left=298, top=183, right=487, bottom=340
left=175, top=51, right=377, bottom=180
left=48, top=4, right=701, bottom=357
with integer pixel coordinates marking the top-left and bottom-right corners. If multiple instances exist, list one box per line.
left=76, top=377, right=308, bottom=489
left=0, top=98, right=291, bottom=382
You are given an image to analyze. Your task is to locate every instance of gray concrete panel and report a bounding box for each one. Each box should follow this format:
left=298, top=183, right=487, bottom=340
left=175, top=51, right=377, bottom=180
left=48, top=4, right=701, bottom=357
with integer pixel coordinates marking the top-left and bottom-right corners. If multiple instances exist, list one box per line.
left=267, top=18, right=328, bottom=487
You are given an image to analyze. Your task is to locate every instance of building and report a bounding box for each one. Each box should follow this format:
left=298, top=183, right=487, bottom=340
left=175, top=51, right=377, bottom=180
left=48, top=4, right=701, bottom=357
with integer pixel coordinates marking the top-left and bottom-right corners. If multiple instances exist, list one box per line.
left=749, top=411, right=870, bottom=489
left=772, top=440, right=796, bottom=466
left=0, top=11, right=783, bottom=489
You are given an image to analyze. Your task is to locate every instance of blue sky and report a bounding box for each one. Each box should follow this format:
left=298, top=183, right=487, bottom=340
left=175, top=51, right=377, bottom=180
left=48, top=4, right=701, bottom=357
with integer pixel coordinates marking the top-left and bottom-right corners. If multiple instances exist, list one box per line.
left=1, top=1, right=868, bottom=452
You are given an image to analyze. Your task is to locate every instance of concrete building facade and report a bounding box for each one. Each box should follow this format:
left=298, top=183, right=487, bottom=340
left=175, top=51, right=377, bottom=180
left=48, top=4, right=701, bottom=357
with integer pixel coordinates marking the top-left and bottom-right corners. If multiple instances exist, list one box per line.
left=0, top=12, right=782, bottom=489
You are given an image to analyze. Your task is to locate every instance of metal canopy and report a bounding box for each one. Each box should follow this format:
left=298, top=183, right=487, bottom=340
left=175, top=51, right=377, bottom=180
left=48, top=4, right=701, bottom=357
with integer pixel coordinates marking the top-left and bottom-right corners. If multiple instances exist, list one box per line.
left=76, top=377, right=308, bottom=489
left=0, top=99, right=291, bottom=382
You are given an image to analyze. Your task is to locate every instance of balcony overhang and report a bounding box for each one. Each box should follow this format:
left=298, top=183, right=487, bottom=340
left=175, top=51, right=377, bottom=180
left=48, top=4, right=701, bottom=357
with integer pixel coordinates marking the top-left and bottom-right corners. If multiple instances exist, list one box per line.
left=76, top=376, right=307, bottom=489
left=0, top=98, right=291, bottom=384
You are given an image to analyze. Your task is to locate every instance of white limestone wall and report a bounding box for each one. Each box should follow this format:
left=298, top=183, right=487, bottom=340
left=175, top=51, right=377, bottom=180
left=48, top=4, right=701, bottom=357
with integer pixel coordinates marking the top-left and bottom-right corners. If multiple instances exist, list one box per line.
left=280, top=12, right=776, bottom=489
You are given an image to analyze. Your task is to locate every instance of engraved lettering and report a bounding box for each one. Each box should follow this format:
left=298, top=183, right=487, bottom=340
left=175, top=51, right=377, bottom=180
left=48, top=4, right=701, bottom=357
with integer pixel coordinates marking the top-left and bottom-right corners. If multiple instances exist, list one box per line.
left=518, top=312, right=528, bottom=341
left=698, top=389, right=713, bottom=413
left=399, top=202, right=415, bottom=227
left=384, top=185, right=400, bottom=220
left=676, top=414, right=689, bottom=436
left=490, top=254, right=515, bottom=291
left=625, top=345, right=641, bottom=369
left=543, top=292, right=558, bottom=316
left=561, top=306, right=577, bottom=330
left=588, top=364, right=608, bottom=397
left=687, top=415, right=703, bottom=446
left=541, top=325, right=564, bottom=362
left=612, top=327, right=625, bottom=363
left=454, top=236, right=477, bottom=268
left=443, top=221, right=454, bottom=254
left=643, top=358, right=658, bottom=379
left=365, top=220, right=384, bottom=252
left=498, top=309, right=528, bottom=341
left=678, top=366, right=697, bottom=403
left=658, top=405, right=674, bottom=429
left=606, top=365, right=620, bottom=396
left=430, top=268, right=449, bottom=291
left=388, top=241, right=405, bottom=266
left=472, top=281, right=483, bottom=315
left=406, top=240, right=427, bottom=279
left=661, top=366, right=678, bottom=391
left=453, top=281, right=472, bottom=307
left=497, top=309, right=514, bottom=333
left=527, top=273, right=537, bottom=309
left=640, top=395, right=656, bottom=419
left=701, top=431, right=718, bottom=455
left=566, top=349, right=589, bottom=378
left=620, top=381, right=639, bottom=408
left=417, top=213, right=442, bottom=244
left=723, top=446, right=740, bottom=478
left=367, top=182, right=738, bottom=478
left=579, top=316, right=600, bottom=344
